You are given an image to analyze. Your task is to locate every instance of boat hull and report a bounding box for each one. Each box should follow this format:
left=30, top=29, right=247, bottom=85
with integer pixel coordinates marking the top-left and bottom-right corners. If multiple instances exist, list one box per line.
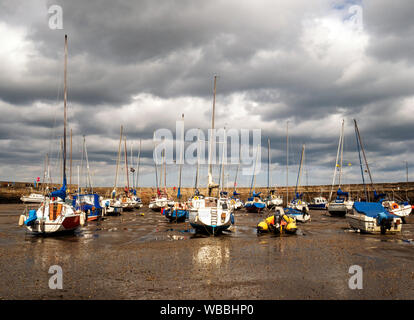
left=346, top=207, right=402, bottom=234
left=164, top=208, right=188, bottom=222
left=245, top=202, right=266, bottom=213
left=188, top=206, right=233, bottom=235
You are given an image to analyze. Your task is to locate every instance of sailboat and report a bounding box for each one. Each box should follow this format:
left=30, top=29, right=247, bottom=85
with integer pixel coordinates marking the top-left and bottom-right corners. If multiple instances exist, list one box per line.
left=229, top=145, right=244, bottom=210
left=100, top=126, right=126, bottom=214
left=129, top=140, right=143, bottom=209
left=327, top=120, right=354, bottom=216
left=149, top=145, right=174, bottom=211
left=286, top=144, right=310, bottom=222
left=19, top=35, right=83, bottom=234
left=263, top=138, right=283, bottom=209
left=163, top=114, right=189, bottom=222
left=346, top=120, right=402, bottom=234
left=71, top=136, right=103, bottom=221
left=244, top=144, right=266, bottom=213
left=188, top=76, right=234, bottom=235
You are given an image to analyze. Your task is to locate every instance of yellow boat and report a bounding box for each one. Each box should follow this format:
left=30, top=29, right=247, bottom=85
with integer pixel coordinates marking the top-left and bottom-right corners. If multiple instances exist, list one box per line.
left=257, top=208, right=297, bottom=235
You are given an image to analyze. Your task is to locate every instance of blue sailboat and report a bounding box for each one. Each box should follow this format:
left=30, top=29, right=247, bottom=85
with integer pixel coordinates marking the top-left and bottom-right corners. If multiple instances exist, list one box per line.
left=245, top=191, right=266, bottom=213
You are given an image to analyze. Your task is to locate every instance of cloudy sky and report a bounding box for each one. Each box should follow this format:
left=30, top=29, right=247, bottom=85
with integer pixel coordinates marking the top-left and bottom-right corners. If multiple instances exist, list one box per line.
left=0, top=0, right=413, bottom=188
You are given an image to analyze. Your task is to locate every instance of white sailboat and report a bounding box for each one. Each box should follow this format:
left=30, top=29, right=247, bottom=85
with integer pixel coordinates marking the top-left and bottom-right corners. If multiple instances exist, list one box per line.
left=19, top=35, right=83, bottom=234
left=188, top=76, right=234, bottom=234
left=149, top=145, right=174, bottom=211
left=327, top=120, right=354, bottom=216
left=346, top=120, right=402, bottom=234
left=101, top=126, right=126, bottom=214
left=286, top=144, right=310, bottom=222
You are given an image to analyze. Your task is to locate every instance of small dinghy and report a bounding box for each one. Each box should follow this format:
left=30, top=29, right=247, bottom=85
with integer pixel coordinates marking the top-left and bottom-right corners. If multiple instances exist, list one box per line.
left=257, top=207, right=297, bottom=234
left=347, top=202, right=402, bottom=234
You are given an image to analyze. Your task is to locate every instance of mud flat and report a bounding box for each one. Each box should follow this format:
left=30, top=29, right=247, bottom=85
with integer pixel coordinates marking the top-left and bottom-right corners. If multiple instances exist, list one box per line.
left=0, top=204, right=413, bottom=299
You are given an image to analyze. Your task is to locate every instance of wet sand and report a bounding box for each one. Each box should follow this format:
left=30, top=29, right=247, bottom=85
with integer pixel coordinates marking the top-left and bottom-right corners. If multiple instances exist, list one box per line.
left=0, top=204, right=413, bottom=299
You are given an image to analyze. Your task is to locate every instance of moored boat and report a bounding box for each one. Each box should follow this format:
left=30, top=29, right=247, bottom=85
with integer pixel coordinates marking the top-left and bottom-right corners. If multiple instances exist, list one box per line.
left=346, top=202, right=402, bottom=234
left=257, top=207, right=297, bottom=234
left=308, top=196, right=328, bottom=210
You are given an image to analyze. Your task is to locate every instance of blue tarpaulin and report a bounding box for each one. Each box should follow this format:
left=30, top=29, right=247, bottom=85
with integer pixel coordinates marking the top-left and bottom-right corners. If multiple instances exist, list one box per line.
left=353, top=202, right=395, bottom=219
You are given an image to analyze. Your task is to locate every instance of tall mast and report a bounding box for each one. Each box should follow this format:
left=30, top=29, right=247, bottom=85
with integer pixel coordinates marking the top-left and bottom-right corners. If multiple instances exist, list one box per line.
left=136, top=139, right=142, bottom=191
left=234, top=142, right=241, bottom=192
left=130, top=142, right=134, bottom=188
left=250, top=144, right=259, bottom=195
left=354, top=119, right=374, bottom=198
left=406, top=161, right=409, bottom=200
left=195, top=129, right=200, bottom=191
left=208, top=76, right=218, bottom=196
left=217, top=129, right=226, bottom=198
left=295, top=144, right=305, bottom=196
left=329, top=119, right=344, bottom=202
left=267, top=137, right=270, bottom=191
left=124, top=137, right=129, bottom=191
left=84, top=136, right=93, bottom=193
left=153, top=134, right=160, bottom=194
left=286, top=121, right=289, bottom=204
left=354, top=119, right=368, bottom=200
left=178, top=114, right=184, bottom=199
left=114, top=125, right=123, bottom=191
left=69, top=128, right=72, bottom=188
left=339, top=120, right=345, bottom=187
left=163, top=147, right=167, bottom=193
left=63, top=34, right=67, bottom=186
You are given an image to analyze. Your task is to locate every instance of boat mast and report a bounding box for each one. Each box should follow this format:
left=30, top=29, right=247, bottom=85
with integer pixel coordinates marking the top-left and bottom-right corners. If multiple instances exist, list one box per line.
left=114, top=125, right=123, bottom=193
left=267, top=137, right=270, bottom=191
left=354, top=119, right=374, bottom=199
left=124, top=137, right=130, bottom=192
left=195, top=129, right=200, bottom=191
left=286, top=121, right=289, bottom=204
left=163, top=147, right=167, bottom=195
left=153, top=135, right=160, bottom=195
left=406, top=161, right=409, bottom=200
left=354, top=119, right=368, bottom=201
left=217, top=128, right=226, bottom=198
left=136, top=139, right=142, bottom=192
left=233, top=142, right=241, bottom=192
left=250, top=144, right=259, bottom=196
left=329, top=119, right=344, bottom=202
left=178, top=114, right=184, bottom=200
left=208, top=76, right=218, bottom=196
left=69, top=128, right=72, bottom=188
left=295, top=144, right=305, bottom=196
left=84, top=136, right=93, bottom=193
left=63, top=34, right=67, bottom=188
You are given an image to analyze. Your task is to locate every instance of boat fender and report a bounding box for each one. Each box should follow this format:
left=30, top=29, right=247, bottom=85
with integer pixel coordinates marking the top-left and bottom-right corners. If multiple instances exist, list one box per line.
left=230, top=213, right=235, bottom=225
left=80, top=212, right=86, bottom=226
left=18, top=214, right=25, bottom=226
